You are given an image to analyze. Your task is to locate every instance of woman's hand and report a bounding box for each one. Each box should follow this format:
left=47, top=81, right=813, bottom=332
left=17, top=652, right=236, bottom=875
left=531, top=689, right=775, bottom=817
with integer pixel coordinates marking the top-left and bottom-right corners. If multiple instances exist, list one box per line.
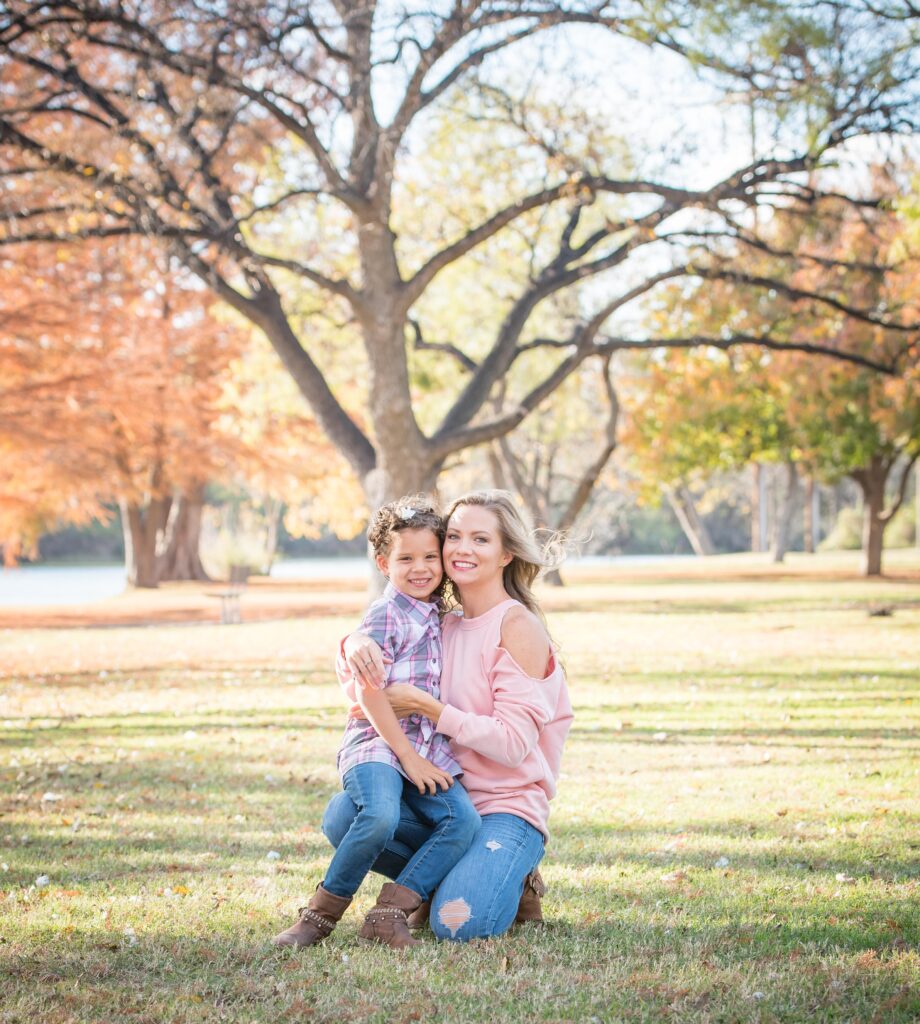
left=347, top=684, right=443, bottom=722
left=344, top=632, right=388, bottom=690
left=399, top=750, right=454, bottom=795
left=382, top=683, right=439, bottom=719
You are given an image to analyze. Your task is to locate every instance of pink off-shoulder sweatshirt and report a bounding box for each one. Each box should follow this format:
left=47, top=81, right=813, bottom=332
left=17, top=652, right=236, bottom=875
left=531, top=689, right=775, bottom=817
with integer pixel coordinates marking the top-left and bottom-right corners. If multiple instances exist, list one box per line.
left=435, top=599, right=573, bottom=839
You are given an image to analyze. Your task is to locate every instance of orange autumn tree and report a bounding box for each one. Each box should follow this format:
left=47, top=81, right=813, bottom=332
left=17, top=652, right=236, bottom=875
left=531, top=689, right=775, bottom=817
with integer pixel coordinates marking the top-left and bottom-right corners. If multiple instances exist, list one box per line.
left=0, top=244, right=112, bottom=563
left=0, top=237, right=316, bottom=586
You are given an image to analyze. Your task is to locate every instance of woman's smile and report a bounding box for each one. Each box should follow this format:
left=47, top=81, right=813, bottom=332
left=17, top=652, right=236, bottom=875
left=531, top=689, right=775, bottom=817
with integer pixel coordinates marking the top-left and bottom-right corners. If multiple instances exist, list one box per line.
left=443, top=505, right=508, bottom=585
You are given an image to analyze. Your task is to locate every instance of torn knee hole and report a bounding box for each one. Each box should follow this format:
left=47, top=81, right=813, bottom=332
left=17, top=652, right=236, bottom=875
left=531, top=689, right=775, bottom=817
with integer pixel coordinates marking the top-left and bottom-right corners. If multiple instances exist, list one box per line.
left=437, top=897, right=472, bottom=937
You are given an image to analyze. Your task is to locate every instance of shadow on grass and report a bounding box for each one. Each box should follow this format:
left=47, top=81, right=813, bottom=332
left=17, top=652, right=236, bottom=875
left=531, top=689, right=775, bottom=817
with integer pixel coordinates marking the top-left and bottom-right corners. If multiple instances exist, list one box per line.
left=546, top=813, right=920, bottom=885
left=0, top=664, right=335, bottom=691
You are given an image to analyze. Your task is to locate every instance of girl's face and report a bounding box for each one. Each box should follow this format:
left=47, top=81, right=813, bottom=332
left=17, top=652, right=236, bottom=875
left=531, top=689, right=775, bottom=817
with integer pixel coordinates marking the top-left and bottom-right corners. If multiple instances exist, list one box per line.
left=443, top=505, right=510, bottom=587
left=376, top=527, right=443, bottom=601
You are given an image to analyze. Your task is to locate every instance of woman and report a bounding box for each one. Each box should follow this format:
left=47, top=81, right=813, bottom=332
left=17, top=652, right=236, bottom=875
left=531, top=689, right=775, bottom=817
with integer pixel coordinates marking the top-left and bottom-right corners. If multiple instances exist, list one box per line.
left=325, top=489, right=573, bottom=942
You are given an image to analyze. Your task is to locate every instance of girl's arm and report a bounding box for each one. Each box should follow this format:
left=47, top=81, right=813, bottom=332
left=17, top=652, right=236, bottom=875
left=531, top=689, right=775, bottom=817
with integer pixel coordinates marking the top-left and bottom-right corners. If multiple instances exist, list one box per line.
left=357, top=686, right=454, bottom=794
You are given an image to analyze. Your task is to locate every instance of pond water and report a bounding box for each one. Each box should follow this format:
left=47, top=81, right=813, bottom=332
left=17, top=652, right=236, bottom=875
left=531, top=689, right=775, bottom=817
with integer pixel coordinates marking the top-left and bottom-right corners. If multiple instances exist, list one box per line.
left=0, top=554, right=690, bottom=608
left=0, top=558, right=370, bottom=607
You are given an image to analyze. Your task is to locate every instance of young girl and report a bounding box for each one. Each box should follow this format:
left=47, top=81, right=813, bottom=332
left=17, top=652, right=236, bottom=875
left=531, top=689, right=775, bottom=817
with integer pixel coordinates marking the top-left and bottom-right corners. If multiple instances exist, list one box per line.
left=272, top=497, right=480, bottom=950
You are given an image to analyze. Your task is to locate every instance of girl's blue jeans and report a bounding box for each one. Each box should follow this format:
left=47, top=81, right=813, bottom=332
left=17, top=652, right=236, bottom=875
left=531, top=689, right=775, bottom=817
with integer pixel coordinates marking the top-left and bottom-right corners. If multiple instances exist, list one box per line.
left=322, top=787, right=545, bottom=941
left=322, top=762, right=480, bottom=901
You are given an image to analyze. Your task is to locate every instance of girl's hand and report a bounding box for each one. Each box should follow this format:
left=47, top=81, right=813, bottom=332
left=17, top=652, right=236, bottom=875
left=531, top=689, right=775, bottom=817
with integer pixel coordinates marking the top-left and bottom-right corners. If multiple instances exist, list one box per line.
left=400, top=750, right=454, bottom=795
left=344, top=633, right=388, bottom=690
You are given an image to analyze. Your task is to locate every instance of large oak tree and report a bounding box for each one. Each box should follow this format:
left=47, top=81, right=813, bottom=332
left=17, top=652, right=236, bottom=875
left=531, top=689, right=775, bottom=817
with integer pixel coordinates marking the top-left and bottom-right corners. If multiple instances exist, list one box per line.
left=1, top=1, right=917, bottom=511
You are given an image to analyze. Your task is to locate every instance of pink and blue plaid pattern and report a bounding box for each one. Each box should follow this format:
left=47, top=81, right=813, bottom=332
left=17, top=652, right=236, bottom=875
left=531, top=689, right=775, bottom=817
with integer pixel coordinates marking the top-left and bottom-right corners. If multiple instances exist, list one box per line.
left=336, top=583, right=461, bottom=781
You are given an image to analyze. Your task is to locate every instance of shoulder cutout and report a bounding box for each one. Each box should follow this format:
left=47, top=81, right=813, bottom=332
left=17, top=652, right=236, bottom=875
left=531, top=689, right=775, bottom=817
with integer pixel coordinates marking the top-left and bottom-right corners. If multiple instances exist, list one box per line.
left=500, top=605, right=551, bottom=679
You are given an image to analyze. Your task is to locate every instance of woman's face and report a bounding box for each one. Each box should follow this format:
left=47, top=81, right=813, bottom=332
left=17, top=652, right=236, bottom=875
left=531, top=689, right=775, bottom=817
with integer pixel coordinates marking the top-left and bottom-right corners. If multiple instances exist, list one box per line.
left=442, top=505, right=509, bottom=587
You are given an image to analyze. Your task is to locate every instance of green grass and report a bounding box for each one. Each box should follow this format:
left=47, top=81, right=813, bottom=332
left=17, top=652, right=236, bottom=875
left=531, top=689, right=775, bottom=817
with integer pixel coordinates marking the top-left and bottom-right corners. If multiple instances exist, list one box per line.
left=1, top=560, right=919, bottom=1023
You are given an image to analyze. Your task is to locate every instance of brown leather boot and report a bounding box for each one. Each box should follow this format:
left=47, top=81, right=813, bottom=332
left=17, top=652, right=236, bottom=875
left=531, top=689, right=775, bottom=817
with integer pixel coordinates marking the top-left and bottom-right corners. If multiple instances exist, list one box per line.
left=358, top=882, right=423, bottom=949
left=515, top=869, right=546, bottom=925
left=406, top=899, right=430, bottom=930
left=272, top=884, right=352, bottom=948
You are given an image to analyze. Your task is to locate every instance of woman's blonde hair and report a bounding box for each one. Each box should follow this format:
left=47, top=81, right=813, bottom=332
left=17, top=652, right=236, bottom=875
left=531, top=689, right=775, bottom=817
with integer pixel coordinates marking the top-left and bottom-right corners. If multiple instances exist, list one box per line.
left=442, top=489, right=565, bottom=619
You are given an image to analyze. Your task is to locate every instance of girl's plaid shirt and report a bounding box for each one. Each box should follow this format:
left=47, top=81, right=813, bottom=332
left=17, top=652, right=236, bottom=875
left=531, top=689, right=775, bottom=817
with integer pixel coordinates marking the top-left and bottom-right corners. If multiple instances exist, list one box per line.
left=335, top=583, right=462, bottom=781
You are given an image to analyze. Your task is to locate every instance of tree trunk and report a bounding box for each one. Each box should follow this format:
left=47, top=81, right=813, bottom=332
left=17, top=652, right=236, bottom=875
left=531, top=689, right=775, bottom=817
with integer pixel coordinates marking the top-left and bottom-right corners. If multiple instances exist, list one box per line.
left=665, top=485, right=715, bottom=556
left=802, top=476, right=815, bottom=554
left=751, top=463, right=763, bottom=552
left=119, top=496, right=172, bottom=588
left=543, top=567, right=564, bottom=587
left=854, top=456, right=889, bottom=577
left=916, top=463, right=920, bottom=551
left=772, top=462, right=800, bottom=563
left=263, top=496, right=283, bottom=574
left=487, top=445, right=510, bottom=490
left=158, top=483, right=211, bottom=582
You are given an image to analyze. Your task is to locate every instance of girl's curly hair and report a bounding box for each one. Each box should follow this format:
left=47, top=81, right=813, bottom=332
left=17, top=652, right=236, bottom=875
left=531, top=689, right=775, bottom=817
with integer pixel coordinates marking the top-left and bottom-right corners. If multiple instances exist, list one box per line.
left=367, top=495, right=444, bottom=559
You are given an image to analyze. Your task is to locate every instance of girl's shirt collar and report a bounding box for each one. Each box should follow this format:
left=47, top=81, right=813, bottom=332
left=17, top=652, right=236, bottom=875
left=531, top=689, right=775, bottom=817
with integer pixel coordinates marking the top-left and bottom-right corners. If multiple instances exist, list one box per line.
left=383, top=582, right=441, bottom=623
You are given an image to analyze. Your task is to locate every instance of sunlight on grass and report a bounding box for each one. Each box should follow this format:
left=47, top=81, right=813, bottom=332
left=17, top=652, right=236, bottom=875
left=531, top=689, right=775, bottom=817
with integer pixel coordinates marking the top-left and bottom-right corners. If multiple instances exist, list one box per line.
left=1, top=563, right=918, bottom=1023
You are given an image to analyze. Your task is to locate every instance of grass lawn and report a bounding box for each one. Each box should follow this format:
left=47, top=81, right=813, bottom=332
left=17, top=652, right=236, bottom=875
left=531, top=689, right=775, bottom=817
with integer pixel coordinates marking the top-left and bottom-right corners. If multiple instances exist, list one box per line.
left=1, top=551, right=919, bottom=1023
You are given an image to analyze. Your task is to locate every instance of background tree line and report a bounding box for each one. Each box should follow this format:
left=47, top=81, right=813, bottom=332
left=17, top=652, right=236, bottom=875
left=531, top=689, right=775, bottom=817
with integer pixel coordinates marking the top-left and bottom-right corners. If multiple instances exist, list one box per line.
left=1, top=1, right=917, bottom=585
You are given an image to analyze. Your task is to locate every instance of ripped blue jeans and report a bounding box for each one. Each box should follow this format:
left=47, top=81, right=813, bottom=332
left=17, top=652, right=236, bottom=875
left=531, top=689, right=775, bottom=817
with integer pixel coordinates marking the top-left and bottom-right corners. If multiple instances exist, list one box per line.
left=322, top=790, right=544, bottom=941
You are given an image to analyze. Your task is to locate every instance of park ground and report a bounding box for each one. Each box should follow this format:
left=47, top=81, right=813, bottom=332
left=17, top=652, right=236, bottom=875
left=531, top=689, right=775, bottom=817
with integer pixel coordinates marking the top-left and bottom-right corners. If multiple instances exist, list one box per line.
left=1, top=550, right=918, bottom=1024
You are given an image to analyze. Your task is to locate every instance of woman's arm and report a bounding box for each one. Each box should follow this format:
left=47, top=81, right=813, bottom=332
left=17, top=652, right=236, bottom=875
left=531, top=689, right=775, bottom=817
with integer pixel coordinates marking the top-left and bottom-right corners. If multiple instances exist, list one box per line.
left=342, top=632, right=388, bottom=690
left=436, top=607, right=556, bottom=768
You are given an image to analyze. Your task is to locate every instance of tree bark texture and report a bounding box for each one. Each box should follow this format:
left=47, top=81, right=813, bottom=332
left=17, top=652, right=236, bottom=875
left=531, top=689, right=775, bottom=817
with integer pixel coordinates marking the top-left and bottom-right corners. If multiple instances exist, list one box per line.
left=120, top=496, right=172, bottom=589
left=751, top=463, right=762, bottom=553
left=802, top=476, right=814, bottom=553
left=158, top=484, right=211, bottom=582
left=851, top=454, right=919, bottom=576
left=858, top=459, right=887, bottom=577
left=772, top=462, right=800, bottom=563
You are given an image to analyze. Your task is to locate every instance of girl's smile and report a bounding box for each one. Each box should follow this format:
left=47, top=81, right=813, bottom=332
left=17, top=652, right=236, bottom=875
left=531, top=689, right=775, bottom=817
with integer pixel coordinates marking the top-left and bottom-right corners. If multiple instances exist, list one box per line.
left=376, top=527, right=443, bottom=601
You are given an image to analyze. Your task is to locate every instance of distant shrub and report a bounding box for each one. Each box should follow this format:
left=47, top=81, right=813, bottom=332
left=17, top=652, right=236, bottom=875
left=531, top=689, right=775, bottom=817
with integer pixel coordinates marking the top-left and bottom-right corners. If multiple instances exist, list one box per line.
left=819, top=507, right=862, bottom=551
left=820, top=502, right=917, bottom=551
left=886, top=504, right=917, bottom=548
left=201, top=529, right=270, bottom=580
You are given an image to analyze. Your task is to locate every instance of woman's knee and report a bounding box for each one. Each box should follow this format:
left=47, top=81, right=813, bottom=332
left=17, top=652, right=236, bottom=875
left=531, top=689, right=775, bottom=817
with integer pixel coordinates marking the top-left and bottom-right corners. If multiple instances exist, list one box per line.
left=429, top=890, right=510, bottom=942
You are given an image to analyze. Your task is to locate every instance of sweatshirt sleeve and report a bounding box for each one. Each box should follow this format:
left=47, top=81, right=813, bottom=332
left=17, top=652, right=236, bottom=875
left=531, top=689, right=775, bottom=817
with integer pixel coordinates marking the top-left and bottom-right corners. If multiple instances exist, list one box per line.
left=435, top=647, right=561, bottom=768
